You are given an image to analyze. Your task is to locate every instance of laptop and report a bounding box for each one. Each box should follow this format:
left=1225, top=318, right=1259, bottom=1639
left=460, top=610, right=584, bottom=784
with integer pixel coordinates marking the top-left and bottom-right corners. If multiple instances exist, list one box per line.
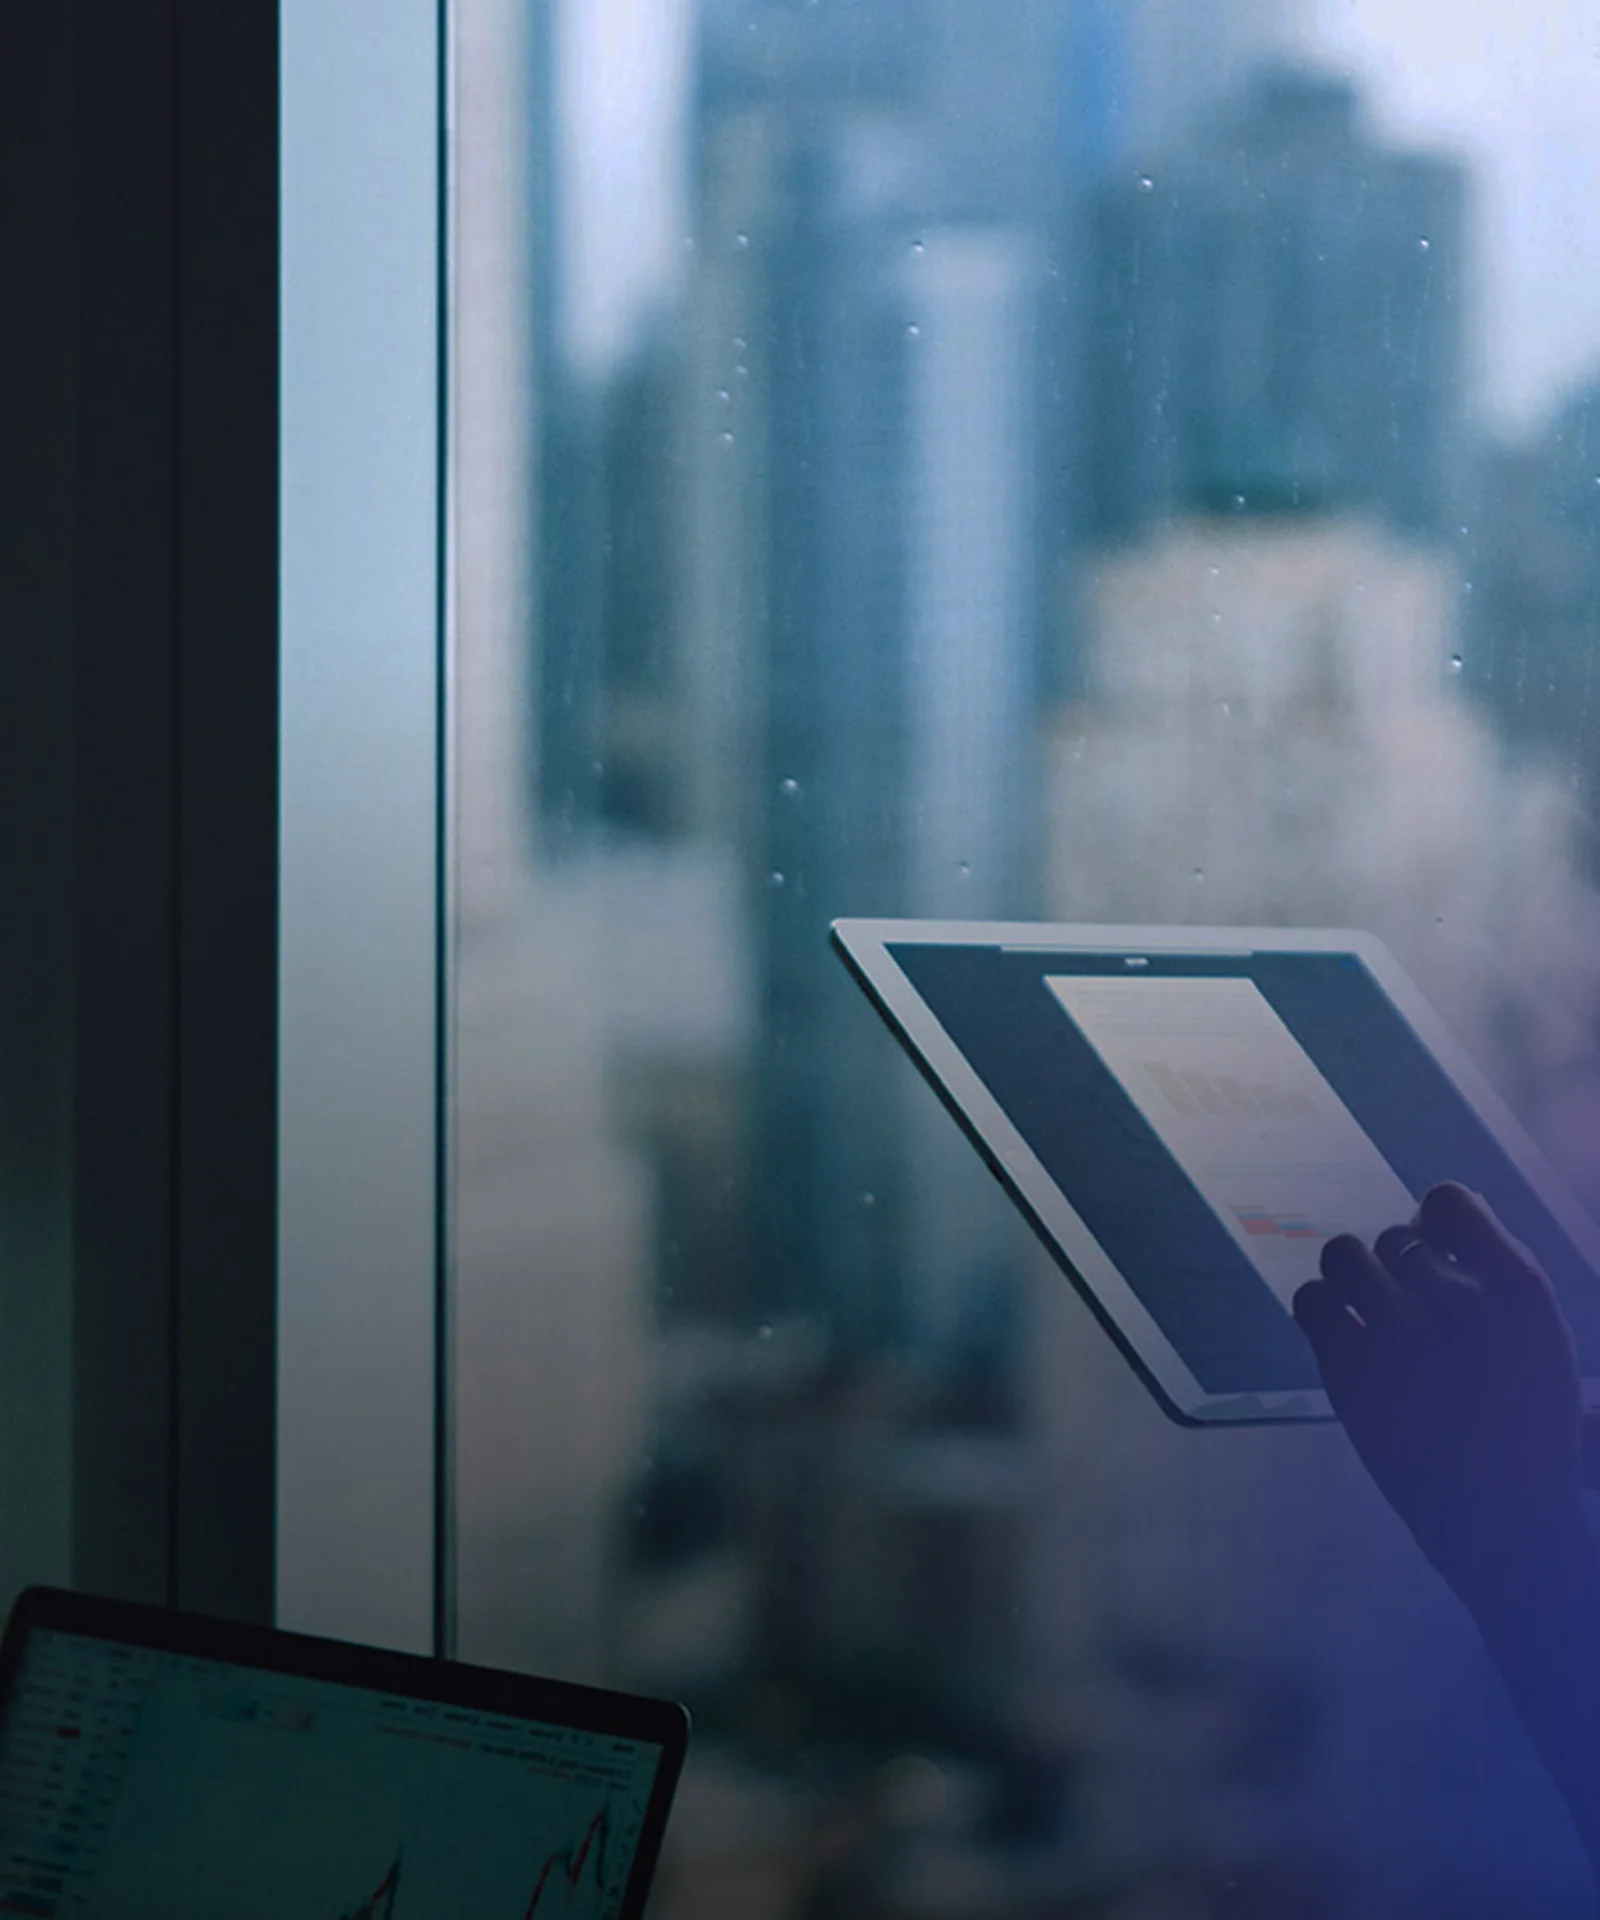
left=0, top=1586, right=687, bottom=1918
left=832, top=918, right=1600, bottom=1426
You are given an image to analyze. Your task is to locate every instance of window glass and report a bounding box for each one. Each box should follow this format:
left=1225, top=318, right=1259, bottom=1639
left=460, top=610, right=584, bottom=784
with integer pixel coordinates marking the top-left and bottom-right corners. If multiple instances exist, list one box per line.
left=449, top=3, right=1600, bottom=1910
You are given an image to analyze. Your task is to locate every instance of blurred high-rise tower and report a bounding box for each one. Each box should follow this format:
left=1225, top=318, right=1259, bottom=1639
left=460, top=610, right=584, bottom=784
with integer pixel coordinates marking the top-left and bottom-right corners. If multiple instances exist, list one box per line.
left=680, top=1, right=1082, bottom=1345
left=1084, top=68, right=1469, bottom=551
left=1107, top=0, right=1311, bottom=163
left=1462, top=371, right=1600, bottom=871
left=673, top=1, right=1327, bottom=1348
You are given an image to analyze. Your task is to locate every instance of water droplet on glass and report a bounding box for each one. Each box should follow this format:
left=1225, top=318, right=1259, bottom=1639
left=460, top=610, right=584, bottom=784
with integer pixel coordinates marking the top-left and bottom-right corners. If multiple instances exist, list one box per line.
left=956, top=860, right=971, bottom=879
left=906, top=323, right=921, bottom=339
left=859, top=1191, right=876, bottom=1209
left=1208, top=609, right=1222, bottom=627
left=779, top=776, right=802, bottom=799
left=716, top=388, right=731, bottom=405
left=1207, top=563, right=1221, bottom=578
left=1232, top=492, right=1246, bottom=511
left=735, top=231, right=750, bottom=250
left=1218, top=700, right=1232, bottom=718
left=1192, top=866, right=1205, bottom=883
left=1136, top=174, right=1155, bottom=194
left=910, top=237, right=925, bottom=255
left=766, top=869, right=785, bottom=888
left=719, top=430, right=735, bottom=447
left=1417, top=236, right=1431, bottom=251
left=756, top=1323, right=773, bottom=1340
left=1449, top=653, right=1463, bottom=673
left=733, top=335, right=747, bottom=353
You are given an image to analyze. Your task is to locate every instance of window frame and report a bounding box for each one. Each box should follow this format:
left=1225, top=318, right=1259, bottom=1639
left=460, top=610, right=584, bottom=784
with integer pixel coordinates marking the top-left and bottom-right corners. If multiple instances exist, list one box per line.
left=276, top=0, right=447, bottom=1653
left=0, top=0, right=449, bottom=1641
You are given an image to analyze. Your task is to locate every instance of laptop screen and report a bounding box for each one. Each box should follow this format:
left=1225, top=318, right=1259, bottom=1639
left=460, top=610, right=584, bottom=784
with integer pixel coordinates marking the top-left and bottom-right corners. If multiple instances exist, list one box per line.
left=0, top=1625, right=667, bottom=1919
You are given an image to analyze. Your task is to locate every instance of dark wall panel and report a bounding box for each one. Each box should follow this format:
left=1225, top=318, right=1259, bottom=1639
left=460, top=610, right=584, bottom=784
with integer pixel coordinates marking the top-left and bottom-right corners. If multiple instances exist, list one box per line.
left=71, top=0, right=181, bottom=1609
left=0, top=0, right=76, bottom=1611
left=171, top=1, right=280, bottom=1625
left=4, top=0, right=286, bottom=1629
left=49, top=0, right=279, bottom=1619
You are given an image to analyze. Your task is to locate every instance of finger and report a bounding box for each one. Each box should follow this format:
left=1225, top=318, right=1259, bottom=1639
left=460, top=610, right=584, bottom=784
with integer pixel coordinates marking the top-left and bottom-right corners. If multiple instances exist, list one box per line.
left=1374, top=1224, right=1451, bottom=1294
left=1320, top=1232, right=1409, bottom=1330
left=1373, top=1223, right=1479, bottom=1310
left=1293, top=1278, right=1365, bottom=1396
left=1418, top=1183, right=1550, bottom=1312
left=1417, top=1181, right=1519, bottom=1266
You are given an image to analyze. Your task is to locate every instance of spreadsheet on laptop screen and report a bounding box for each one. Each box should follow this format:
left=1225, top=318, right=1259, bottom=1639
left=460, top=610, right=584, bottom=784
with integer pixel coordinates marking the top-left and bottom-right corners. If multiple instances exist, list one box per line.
left=0, top=1628, right=664, bottom=1920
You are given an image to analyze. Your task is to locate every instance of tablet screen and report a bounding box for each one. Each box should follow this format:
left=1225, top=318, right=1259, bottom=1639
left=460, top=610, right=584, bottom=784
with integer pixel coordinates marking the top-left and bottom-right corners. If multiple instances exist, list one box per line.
left=886, top=940, right=1600, bottom=1396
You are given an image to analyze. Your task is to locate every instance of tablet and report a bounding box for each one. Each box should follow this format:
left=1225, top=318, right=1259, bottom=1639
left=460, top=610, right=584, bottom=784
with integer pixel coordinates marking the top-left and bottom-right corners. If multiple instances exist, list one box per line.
left=832, top=919, right=1600, bottom=1426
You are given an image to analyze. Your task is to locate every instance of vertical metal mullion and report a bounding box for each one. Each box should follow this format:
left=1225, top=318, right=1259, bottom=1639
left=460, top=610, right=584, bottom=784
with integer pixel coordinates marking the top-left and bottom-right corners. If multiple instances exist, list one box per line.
left=278, top=0, right=443, bottom=1653
left=433, top=0, right=459, bottom=1664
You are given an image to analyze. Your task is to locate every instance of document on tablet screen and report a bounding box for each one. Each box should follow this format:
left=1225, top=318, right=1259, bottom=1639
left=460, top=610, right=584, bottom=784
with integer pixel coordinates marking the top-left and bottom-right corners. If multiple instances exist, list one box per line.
left=1047, top=974, right=1416, bottom=1309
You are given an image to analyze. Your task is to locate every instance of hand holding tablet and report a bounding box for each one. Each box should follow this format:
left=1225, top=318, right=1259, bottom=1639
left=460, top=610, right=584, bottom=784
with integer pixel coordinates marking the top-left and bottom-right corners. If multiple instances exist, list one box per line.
left=1294, top=1180, right=1600, bottom=1885
left=834, top=920, right=1600, bottom=1884
left=1294, top=1180, right=1588, bottom=1604
left=832, top=920, right=1600, bottom=1425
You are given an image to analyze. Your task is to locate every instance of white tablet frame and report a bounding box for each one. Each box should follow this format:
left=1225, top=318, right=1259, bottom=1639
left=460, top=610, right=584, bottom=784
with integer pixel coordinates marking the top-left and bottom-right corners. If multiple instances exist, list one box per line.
left=832, top=918, right=1600, bottom=1426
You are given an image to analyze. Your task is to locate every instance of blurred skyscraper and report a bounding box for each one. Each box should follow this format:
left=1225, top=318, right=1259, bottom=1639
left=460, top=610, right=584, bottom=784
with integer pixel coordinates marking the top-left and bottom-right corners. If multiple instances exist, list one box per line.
left=1085, top=68, right=1468, bottom=551
left=454, top=3, right=1600, bottom=1909
left=527, top=0, right=1320, bottom=857
left=682, top=0, right=1077, bottom=1345
left=1107, top=0, right=1310, bottom=164
left=1464, top=372, right=1600, bottom=871
left=673, top=0, right=1306, bottom=1352
left=1040, top=495, right=1600, bottom=1908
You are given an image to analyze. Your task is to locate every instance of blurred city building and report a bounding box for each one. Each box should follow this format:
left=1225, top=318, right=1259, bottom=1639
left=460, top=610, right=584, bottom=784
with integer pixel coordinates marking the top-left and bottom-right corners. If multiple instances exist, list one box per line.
left=684, top=0, right=1057, bottom=1357
left=1038, top=493, right=1600, bottom=1905
left=1106, top=0, right=1311, bottom=166
left=448, top=0, right=755, bottom=1692
left=1084, top=68, right=1468, bottom=554
left=1050, top=505, right=1600, bottom=1167
left=1463, top=371, right=1600, bottom=871
left=446, top=3, right=1600, bottom=1915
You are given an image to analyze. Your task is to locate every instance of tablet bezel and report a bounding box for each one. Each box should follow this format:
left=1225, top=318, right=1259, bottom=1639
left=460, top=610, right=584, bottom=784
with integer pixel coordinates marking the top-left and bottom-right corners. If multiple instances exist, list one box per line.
left=832, top=917, right=1600, bottom=1427
left=0, top=1586, right=689, bottom=1920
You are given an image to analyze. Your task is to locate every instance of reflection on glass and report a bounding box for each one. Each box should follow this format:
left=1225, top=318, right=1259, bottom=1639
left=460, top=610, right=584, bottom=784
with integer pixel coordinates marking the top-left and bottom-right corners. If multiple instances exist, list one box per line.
left=450, top=2, right=1600, bottom=1912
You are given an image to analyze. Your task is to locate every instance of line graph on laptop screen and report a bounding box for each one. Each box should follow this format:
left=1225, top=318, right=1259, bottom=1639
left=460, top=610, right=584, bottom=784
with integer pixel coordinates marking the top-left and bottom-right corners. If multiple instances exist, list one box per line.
left=0, top=1630, right=661, bottom=1920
